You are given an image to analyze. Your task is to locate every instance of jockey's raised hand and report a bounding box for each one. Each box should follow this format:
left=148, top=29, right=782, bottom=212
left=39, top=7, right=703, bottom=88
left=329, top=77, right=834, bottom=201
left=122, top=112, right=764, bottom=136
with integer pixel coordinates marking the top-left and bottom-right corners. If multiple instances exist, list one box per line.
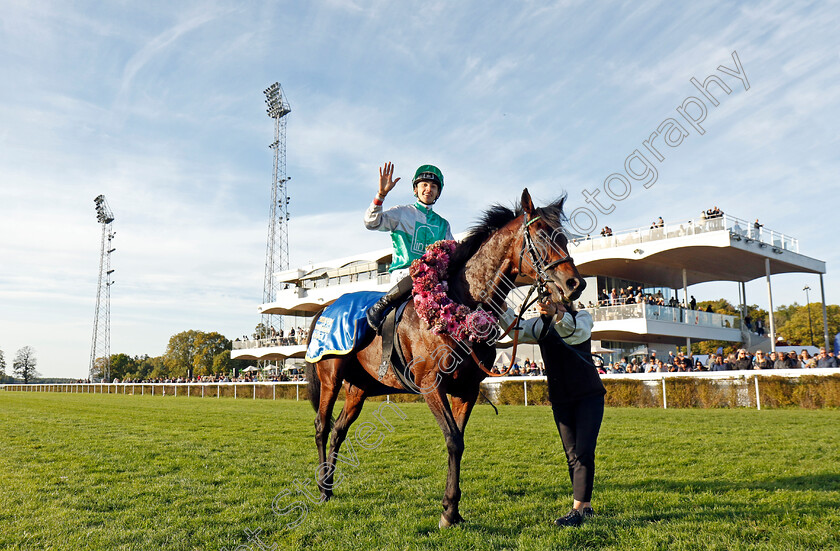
left=378, top=162, right=401, bottom=198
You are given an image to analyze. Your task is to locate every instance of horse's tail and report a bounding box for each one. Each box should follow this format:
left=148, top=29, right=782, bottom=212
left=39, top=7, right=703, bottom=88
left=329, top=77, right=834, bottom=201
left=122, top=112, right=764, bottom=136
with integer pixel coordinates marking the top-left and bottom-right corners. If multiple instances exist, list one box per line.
left=304, top=309, right=324, bottom=413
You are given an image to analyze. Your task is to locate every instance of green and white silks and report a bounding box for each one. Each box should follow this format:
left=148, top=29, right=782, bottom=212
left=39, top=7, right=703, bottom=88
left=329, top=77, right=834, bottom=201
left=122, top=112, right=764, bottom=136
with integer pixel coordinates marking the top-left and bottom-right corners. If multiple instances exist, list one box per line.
left=364, top=200, right=453, bottom=272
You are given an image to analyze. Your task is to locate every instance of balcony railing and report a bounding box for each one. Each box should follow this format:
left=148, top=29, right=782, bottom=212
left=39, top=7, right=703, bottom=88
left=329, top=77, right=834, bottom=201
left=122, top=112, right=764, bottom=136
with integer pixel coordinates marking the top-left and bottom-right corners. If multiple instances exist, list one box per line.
left=588, top=303, right=738, bottom=329
left=233, top=337, right=306, bottom=350
left=571, top=214, right=799, bottom=253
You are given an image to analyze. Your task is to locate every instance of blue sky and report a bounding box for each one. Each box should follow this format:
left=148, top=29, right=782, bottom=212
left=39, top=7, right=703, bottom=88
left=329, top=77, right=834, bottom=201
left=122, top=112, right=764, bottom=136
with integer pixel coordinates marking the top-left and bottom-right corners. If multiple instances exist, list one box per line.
left=1, top=1, right=838, bottom=378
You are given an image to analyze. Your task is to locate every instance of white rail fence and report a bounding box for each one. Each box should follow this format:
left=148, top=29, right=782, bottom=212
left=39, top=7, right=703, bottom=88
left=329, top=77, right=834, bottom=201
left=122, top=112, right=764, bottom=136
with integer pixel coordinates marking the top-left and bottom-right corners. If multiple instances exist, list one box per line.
left=1, top=381, right=310, bottom=401
left=2, top=368, right=838, bottom=409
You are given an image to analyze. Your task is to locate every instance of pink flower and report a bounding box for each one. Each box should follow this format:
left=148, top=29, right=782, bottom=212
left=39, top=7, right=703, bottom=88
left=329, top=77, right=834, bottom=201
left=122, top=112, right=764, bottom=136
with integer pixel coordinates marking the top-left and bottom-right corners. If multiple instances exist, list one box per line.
left=410, top=239, right=496, bottom=344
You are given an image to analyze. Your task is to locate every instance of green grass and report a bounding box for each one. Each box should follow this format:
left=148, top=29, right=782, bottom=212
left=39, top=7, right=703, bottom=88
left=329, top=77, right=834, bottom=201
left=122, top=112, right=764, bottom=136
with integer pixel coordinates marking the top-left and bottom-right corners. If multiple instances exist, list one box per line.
left=1, top=393, right=839, bottom=551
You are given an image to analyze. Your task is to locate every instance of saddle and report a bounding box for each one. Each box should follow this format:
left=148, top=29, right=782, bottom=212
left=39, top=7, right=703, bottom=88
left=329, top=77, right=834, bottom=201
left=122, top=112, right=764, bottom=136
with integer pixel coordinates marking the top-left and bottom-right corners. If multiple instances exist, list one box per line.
left=378, top=301, right=421, bottom=394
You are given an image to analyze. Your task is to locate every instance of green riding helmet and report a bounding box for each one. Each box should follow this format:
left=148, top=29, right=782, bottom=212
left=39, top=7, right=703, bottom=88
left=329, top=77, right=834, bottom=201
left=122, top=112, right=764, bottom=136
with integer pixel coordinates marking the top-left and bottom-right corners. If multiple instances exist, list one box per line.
left=412, top=164, right=444, bottom=197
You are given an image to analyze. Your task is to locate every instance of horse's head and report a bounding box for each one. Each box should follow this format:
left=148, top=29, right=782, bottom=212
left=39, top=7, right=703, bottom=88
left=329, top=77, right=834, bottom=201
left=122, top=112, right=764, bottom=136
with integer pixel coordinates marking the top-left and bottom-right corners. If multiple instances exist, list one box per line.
left=515, top=188, right=585, bottom=303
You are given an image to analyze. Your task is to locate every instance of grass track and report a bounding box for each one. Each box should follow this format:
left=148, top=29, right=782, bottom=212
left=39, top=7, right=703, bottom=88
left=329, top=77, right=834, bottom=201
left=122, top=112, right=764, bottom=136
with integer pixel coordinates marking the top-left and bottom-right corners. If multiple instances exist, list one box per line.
left=1, top=393, right=838, bottom=550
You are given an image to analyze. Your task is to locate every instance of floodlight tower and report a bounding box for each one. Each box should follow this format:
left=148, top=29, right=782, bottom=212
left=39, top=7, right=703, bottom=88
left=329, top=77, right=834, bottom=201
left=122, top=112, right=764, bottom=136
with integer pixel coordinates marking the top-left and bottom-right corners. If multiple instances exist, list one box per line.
left=90, top=195, right=115, bottom=381
left=261, top=82, right=292, bottom=339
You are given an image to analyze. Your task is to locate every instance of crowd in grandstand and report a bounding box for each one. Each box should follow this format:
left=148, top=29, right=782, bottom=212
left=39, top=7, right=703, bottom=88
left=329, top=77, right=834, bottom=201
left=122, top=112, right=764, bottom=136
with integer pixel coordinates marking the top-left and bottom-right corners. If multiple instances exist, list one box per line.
left=84, top=347, right=837, bottom=384
left=701, top=206, right=724, bottom=220
left=589, top=287, right=696, bottom=309
left=490, top=358, right=544, bottom=376
left=108, top=370, right=306, bottom=384
left=600, top=347, right=838, bottom=374
left=234, top=326, right=310, bottom=347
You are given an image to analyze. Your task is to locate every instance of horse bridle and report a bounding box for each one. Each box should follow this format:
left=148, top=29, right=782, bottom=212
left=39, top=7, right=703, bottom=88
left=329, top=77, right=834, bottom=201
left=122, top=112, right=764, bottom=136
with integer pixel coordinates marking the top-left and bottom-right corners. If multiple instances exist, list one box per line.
left=518, top=211, right=574, bottom=301
left=471, top=211, right=577, bottom=378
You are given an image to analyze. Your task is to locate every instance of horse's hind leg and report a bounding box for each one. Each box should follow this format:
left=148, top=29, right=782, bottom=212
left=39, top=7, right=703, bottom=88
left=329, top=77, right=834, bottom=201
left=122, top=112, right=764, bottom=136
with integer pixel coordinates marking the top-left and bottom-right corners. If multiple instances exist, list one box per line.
left=314, top=358, right=344, bottom=501
left=320, top=382, right=368, bottom=496
left=450, top=386, right=480, bottom=435
left=424, top=386, right=465, bottom=528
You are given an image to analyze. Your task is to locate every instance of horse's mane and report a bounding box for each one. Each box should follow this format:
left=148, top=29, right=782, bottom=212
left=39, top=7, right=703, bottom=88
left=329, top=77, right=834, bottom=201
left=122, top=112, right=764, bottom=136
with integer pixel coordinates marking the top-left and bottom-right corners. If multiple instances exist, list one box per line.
left=448, top=194, right=567, bottom=275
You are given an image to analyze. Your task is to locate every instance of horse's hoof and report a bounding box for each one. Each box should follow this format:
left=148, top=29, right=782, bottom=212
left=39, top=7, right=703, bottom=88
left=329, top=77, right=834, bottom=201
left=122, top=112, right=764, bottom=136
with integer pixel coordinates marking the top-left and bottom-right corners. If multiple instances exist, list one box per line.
left=320, top=493, right=332, bottom=502
left=438, top=512, right=464, bottom=529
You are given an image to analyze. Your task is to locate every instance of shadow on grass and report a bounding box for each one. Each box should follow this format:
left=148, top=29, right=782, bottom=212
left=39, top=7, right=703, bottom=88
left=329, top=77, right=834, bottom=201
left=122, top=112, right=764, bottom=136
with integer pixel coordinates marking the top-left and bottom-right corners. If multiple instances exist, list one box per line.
left=606, top=472, right=840, bottom=494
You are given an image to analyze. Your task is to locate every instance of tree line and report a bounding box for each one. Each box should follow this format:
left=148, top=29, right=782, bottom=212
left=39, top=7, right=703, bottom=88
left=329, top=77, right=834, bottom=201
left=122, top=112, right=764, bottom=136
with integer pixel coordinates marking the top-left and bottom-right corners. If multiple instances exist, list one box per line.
left=0, top=330, right=253, bottom=384
left=90, top=330, right=252, bottom=381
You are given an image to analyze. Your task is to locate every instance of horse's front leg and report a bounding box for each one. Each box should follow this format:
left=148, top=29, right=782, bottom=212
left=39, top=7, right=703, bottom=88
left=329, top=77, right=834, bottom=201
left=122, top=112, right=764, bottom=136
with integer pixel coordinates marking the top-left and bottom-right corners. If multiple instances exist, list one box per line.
left=424, top=386, right=465, bottom=528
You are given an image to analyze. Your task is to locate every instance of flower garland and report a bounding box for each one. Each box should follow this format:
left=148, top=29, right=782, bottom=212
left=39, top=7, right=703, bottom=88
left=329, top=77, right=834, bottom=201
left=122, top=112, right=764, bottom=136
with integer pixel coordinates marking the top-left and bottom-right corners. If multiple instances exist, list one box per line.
left=409, top=240, right=498, bottom=342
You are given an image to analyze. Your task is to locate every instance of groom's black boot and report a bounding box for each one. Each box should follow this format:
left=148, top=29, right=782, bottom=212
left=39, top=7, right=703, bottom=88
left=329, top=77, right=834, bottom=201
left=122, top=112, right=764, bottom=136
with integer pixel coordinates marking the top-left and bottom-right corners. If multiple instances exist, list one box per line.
left=366, top=276, right=413, bottom=332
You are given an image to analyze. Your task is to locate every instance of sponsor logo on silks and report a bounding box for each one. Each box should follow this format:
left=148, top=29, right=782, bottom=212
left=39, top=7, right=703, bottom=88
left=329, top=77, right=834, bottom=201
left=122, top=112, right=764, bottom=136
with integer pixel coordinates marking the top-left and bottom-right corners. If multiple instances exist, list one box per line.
left=412, top=224, right=436, bottom=255
left=313, top=316, right=334, bottom=340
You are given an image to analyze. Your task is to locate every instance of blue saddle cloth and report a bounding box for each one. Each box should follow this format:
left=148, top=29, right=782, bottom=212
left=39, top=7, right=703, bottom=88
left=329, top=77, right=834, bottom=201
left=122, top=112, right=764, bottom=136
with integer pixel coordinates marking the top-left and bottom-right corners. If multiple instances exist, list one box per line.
left=305, top=291, right=384, bottom=362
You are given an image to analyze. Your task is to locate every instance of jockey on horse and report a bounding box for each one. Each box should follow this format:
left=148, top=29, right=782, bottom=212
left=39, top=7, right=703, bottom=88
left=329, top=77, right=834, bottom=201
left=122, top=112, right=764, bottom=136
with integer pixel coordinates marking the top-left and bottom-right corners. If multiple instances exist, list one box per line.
left=363, top=162, right=453, bottom=330
left=361, top=162, right=602, bottom=527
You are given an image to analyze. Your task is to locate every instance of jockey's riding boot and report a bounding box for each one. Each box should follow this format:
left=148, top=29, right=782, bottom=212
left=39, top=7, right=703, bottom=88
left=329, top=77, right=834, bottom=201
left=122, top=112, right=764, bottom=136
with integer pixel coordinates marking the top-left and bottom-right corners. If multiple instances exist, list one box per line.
left=366, top=275, right=413, bottom=332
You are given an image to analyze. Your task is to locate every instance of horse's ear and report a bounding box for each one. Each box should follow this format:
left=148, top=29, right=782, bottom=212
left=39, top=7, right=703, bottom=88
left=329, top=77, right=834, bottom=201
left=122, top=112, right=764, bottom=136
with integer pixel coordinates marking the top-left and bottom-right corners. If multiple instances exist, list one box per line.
left=521, top=188, right=535, bottom=215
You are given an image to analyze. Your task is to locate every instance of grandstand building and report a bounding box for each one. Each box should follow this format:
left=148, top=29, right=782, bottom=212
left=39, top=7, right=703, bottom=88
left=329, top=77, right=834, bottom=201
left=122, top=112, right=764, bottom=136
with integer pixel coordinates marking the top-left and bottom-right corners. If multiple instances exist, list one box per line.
left=233, top=213, right=827, bottom=366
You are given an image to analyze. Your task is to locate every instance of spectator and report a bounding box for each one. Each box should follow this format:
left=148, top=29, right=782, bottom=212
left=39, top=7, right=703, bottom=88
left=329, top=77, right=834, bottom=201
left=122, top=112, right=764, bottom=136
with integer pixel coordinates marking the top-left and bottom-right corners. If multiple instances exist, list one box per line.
left=787, top=351, right=801, bottom=368
left=744, top=313, right=752, bottom=331
left=598, top=289, right=609, bottom=306
left=753, top=350, right=772, bottom=369
left=732, top=349, right=752, bottom=370
left=689, top=296, right=697, bottom=310
left=816, top=348, right=838, bottom=368
left=755, top=319, right=765, bottom=336
left=710, top=355, right=727, bottom=371
left=773, top=352, right=792, bottom=369
left=800, top=350, right=816, bottom=369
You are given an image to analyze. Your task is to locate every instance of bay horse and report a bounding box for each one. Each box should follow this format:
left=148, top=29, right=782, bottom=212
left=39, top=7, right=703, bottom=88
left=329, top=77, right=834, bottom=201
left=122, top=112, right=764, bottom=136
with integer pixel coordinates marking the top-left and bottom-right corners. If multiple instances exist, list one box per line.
left=304, top=189, right=584, bottom=528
